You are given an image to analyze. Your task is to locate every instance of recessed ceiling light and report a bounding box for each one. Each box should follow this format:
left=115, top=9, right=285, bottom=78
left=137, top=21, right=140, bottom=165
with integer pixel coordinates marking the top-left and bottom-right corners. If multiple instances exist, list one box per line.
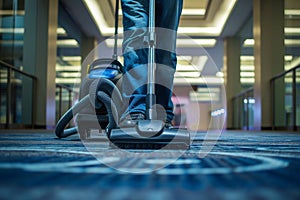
left=177, top=56, right=193, bottom=61
left=285, top=55, right=293, bottom=61
left=240, top=78, right=255, bottom=84
left=83, top=0, right=237, bottom=36
left=243, top=39, right=255, bottom=47
left=216, top=72, right=224, bottom=78
left=0, top=27, right=67, bottom=36
left=243, top=39, right=300, bottom=47
left=0, top=10, right=25, bottom=15
left=58, top=72, right=81, bottom=78
left=240, top=56, right=254, bottom=61
left=177, top=39, right=217, bottom=47
left=0, top=28, right=24, bottom=34
left=56, top=65, right=81, bottom=71
left=285, top=9, right=300, bottom=16
left=240, top=72, right=255, bottom=77
left=57, top=39, right=79, bottom=47
left=240, top=65, right=255, bottom=71
left=285, top=39, right=300, bottom=46
left=182, top=9, right=206, bottom=16
left=174, top=76, right=224, bottom=85
left=62, top=56, right=82, bottom=62
left=175, top=71, right=201, bottom=78
left=55, top=78, right=81, bottom=84
left=57, top=28, right=67, bottom=36
left=285, top=28, right=300, bottom=35
left=177, top=64, right=201, bottom=72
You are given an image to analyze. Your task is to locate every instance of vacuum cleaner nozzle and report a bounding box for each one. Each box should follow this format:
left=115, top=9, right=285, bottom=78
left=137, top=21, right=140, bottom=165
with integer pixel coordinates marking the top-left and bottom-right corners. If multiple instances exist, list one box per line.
left=109, top=120, right=190, bottom=149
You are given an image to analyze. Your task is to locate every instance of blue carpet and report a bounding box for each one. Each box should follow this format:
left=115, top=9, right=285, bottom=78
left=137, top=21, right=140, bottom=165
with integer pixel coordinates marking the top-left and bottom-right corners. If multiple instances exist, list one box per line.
left=0, top=131, right=299, bottom=200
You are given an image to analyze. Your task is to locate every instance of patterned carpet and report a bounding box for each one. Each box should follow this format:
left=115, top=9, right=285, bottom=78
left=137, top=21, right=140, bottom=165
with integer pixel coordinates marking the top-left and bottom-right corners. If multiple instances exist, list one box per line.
left=0, top=130, right=299, bottom=200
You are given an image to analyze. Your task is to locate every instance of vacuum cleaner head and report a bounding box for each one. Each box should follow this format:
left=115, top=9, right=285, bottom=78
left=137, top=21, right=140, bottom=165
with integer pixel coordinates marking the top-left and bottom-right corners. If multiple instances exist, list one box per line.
left=109, top=120, right=190, bottom=149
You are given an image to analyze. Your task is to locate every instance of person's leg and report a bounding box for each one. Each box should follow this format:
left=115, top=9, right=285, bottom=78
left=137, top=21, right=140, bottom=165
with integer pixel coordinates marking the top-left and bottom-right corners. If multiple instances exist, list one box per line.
left=120, top=0, right=183, bottom=123
left=120, top=0, right=149, bottom=119
left=155, top=0, right=183, bottom=123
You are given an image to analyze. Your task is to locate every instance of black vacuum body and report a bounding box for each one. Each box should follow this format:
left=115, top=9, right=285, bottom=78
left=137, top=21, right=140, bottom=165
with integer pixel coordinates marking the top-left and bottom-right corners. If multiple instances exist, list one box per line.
left=76, top=58, right=123, bottom=139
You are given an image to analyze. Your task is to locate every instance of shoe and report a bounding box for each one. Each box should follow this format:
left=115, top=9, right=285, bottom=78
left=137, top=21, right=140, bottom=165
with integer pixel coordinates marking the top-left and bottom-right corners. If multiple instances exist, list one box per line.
left=119, top=113, right=145, bottom=127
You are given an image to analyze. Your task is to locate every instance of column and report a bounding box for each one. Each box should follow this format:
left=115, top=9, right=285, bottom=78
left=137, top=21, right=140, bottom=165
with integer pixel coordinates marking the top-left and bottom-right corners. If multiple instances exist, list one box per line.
left=80, top=35, right=97, bottom=80
left=253, top=0, right=285, bottom=130
left=224, top=37, right=242, bottom=129
left=23, top=0, right=58, bottom=129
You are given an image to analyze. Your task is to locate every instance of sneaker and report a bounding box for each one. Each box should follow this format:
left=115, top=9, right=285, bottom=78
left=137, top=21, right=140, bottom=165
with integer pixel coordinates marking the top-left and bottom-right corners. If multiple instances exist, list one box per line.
left=119, top=113, right=145, bottom=127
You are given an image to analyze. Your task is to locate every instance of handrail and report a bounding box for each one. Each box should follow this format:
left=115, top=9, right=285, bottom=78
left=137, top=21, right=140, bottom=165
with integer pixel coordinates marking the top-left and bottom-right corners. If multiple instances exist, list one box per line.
left=271, top=64, right=300, bottom=81
left=56, top=84, right=78, bottom=121
left=0, top=60, right=37, bottom=80
left=271, top=64, right=300, bottom=131
left=56, top=83, right=76, bottom=92
left=232, top=87, right=254, bottom=99
left=231, top=64, right=300, bottom=131
left=0, top=60, right=37, bottom=128
left=232, top=87, right=254, bottom=130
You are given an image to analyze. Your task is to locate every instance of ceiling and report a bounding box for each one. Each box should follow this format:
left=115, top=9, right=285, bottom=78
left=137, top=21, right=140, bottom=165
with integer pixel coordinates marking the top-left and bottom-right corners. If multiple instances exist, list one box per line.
left=1, top=0, right=299, bottom=86
left=57, top=0, right=300, bottom=86
left=58, top=0, right=254, bottom=85
left=61, top=0, right=252, bottom=39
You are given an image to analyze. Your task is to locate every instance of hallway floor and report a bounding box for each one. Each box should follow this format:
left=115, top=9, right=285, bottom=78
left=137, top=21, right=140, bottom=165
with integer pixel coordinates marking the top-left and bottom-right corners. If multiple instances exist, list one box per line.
left=0, top=130, right=299, bottom=200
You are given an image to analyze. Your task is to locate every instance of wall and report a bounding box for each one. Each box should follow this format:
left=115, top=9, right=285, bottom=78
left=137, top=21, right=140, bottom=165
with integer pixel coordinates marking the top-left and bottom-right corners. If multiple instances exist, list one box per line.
left=173, top=86, right=211, bottom=131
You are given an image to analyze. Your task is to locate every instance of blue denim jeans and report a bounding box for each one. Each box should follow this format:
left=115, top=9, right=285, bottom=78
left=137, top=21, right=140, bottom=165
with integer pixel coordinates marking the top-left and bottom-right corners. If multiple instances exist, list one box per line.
left=120, top=0, right=183, bottom=122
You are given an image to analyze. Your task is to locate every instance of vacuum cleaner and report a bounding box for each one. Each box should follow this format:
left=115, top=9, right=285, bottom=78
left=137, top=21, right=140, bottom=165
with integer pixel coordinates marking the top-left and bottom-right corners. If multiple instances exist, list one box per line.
left=55, top=0, right=123, bottom=140
left=55, top=0, right=190, bottom=150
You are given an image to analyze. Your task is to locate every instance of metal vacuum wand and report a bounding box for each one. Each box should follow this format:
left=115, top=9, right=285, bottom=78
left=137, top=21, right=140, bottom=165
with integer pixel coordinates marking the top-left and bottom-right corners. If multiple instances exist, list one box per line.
left=146, top=0, right=156, bottom=120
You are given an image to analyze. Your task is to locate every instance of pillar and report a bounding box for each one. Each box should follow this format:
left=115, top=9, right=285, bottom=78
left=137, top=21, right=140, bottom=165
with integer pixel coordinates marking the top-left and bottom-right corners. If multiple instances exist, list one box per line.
left=80, top=35, right=97, bottom=80
left=224, top=37, right=242, bottom=129
left=23, top=0, right=58, bottom=128
left=253, top=0, right=285, bottom=130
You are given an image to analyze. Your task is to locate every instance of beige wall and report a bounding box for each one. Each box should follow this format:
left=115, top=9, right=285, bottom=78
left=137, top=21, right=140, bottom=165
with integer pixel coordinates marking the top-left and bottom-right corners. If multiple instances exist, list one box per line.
left=173, top=86, right=211, bottom=131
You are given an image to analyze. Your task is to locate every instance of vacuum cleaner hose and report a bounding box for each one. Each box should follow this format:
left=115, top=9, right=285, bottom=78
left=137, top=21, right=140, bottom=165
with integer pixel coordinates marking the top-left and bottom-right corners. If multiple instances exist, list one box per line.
left=89, top=78, right=123, bottom=110
left=55, top=95, right=90, bottom=138
left=55, top=78, right=122, bottom=139
left=96, top=91, right=119, bottom=136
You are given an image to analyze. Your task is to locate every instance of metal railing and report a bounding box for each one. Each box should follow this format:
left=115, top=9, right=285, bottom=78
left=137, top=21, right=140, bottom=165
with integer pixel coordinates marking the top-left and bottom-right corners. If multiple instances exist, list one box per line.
left=0, top=60, right=37, bottom=128
left=56, top=84, right=78, bottom=122
left=0, top=60, right=79, bottom=129
left=232, top=87, right=254, bottom=130
left=271, top=64, right=300, bottom=131
left=231, top=64, right=300, bottom=131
